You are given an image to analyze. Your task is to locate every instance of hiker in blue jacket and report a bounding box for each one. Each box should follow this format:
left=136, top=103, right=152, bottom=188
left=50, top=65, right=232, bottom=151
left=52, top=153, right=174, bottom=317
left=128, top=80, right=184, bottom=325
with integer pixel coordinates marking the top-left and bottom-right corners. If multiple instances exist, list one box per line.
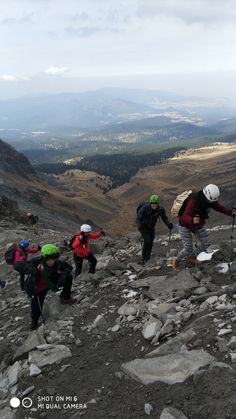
left=136, top=194, right=173, bottom=266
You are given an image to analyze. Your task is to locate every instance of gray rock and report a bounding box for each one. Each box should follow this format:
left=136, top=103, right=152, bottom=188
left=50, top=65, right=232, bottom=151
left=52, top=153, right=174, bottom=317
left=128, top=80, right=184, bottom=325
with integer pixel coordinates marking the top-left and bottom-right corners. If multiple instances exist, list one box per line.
left=216, top=337, right=228, bottom=352
left=92, top=315, right=108, bottom=331
left=229, top=352, right=236, bottom=362
left=14, top=326, right=46, bottom=359
left=122, top=349, right=215, bottom=385
left=142, top=318, right=162, bottom=340
left=227, top=336, right=236, bottom=349
left=160, top=319, right=176, bottom=337
left=118, top=303, right=139, bottom=316
left=0, top=361, right=22, bottom=393
left=131, top=270, right=198, bottom=301
left=145, top=329, right=196, bottom=358
left=30, top=364, right=42, bottom=377
left=147, top=302, right=177, bottom=322
left=160, top=406, right=189, bottom=419
left=0, top=407, right=15, bottom=419
left=194, top=287, right=208, bottom=295
left=29, top=344, right=72, bottom=368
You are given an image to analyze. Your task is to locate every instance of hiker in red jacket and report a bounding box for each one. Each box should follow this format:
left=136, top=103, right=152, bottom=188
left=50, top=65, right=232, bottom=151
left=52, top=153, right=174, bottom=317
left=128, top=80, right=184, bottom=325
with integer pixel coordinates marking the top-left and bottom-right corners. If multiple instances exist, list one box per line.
left=72, top=224, right=105, bottom=278
left=13, top=239, right=40, bottom=290
left=172, top=184, right=236, bottom=270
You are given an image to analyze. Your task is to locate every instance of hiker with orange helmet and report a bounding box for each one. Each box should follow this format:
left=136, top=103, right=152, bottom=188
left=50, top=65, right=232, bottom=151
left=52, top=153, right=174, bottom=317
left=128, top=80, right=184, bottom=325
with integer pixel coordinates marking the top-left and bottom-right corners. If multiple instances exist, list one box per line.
left=72, top=224, right=105, bottom=278
left=172, top=184, right=236, bottom=270
left=27, top=211, right=39, bottom=235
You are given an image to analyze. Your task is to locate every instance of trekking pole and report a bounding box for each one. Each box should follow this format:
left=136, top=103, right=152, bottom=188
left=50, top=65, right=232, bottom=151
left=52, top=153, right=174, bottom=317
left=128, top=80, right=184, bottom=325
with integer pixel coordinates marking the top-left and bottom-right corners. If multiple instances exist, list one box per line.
left=166, top=229, right=172, bottom=258
left=34, top=284, right=46, bottom=326
left=228, top=215, right=235, bottom=278
left=230, top=215, right=235, bottom=242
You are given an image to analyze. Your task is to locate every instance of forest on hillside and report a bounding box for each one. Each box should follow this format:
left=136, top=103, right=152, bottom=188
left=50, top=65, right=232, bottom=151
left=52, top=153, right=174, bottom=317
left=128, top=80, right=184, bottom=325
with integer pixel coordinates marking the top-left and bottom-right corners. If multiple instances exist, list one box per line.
left=34, top=147, right=184, bottom=188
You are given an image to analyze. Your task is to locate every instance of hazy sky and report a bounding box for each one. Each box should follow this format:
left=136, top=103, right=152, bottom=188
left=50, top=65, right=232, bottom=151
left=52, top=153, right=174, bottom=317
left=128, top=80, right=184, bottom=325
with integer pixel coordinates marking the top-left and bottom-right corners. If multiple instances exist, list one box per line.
left=0, top=0, right=235, bottom=100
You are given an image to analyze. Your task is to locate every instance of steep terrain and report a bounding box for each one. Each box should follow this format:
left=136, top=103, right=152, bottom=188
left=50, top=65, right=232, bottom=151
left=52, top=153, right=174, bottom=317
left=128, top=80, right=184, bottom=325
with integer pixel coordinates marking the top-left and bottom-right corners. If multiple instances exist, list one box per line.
left=108, top=143, right=236, bottom=235
left=0, top=215, right=236, bottom=419
left=1, top=139, right=236, bottom=237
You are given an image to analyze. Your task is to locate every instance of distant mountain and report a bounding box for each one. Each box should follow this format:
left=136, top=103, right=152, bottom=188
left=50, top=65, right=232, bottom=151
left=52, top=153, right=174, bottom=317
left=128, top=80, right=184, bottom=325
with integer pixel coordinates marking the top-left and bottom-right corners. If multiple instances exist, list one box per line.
left=0, top=88, right=235, bottom=134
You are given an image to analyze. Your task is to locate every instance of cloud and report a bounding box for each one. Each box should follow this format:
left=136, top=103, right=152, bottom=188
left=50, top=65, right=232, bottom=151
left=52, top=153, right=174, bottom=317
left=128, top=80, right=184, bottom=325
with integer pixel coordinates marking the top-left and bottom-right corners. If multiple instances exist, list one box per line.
left=1, top=13, right=34, bottom=25
left=66, top=26, right=102, bottom=37
left=0, top=75, right=17, bottom=82
left=136, top=0, right=236, bottom=25
left=44, top=66, right=68, bottom=75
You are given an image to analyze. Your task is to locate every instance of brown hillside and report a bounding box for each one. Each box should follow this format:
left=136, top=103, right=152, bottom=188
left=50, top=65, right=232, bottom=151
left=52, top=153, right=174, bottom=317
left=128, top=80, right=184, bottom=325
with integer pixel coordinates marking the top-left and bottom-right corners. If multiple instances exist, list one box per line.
left=108, top=143, right=236, bottom=235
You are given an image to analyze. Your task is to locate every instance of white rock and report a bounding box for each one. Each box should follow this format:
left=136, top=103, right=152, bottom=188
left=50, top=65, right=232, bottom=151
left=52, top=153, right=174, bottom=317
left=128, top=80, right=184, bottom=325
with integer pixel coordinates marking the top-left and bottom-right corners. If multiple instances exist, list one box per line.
left=111, top=324, right=120, bottom=332
left=142, top=319, right=162, bottom=340
left=30, top=364, right=42, bottom=377
left=160, top=406, right=189, bottom=419
left=218, top=328, right=232, bottom=337
left=29, top=344, right=72, bottom=368
left=227, top=336, right=236, bottom=350
left=206, top=296, right=218, bottom=305
left=229, top=352, right=236, bottom=362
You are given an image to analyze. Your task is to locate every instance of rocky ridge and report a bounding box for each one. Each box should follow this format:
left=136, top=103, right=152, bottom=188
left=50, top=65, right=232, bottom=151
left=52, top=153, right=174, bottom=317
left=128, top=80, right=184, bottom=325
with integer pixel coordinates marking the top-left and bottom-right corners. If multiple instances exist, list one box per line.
left=0, top=221, right=236, bottom=418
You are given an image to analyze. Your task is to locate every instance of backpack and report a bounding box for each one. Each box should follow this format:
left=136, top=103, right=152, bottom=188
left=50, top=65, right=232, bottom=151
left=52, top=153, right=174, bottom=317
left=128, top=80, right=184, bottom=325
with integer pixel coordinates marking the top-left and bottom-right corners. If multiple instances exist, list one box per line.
left=4, top=244, right=17, bottom=265
left=136, top=201, right=148, bottom=215
left=171, top=190, right=192, bottom=218
left=68, top=234, right=77, bottom=250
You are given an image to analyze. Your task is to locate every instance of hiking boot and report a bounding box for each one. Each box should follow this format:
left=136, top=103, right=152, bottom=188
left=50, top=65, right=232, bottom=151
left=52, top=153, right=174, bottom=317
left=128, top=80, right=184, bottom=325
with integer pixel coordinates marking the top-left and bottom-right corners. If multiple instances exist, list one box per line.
left=187, top=256, right=199, bottom=265
left=30, top=321, right=38, bottom=331
left=172, top=257, right=180, bottom=271
left=0, top=280, right=6, bottom=289
left=60, top=297, right=77, bottom=305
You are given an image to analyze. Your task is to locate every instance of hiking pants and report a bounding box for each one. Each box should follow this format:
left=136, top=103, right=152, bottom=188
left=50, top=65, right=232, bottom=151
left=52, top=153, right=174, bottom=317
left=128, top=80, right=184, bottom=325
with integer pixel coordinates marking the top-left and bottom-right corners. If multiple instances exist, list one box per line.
left=31, top=273, right=73, bottom=325
left=31, top=289, right=48, bottom=326
left=139, top=227, right=155, bottom=263
left=31, top=224, right=38, bottom=235
left=13, top=261, right=29, bottom=291
left=73, top=253, right=97, bottom=277
left=176, top=225, right=210, bottom=262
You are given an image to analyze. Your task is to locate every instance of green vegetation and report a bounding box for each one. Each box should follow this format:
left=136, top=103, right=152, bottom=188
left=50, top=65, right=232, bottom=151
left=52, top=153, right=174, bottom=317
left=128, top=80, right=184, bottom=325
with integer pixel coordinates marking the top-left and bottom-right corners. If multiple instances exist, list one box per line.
left=34, top=146, right=185, bottom=188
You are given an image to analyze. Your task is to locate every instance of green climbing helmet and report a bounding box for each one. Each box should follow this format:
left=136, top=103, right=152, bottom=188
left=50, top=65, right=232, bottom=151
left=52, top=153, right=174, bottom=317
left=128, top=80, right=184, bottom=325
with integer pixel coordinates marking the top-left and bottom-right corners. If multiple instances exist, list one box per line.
left=149, top=194, right=160, bottom=204
left=41, top=244, right=60, bottom=259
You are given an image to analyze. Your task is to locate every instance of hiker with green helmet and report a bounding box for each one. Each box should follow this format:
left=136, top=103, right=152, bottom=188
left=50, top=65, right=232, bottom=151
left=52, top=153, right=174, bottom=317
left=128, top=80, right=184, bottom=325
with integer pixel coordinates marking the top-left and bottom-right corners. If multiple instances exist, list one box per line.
left=136, top=194, right=173, bottom=266
left=25, top=244, right=75, bottom=330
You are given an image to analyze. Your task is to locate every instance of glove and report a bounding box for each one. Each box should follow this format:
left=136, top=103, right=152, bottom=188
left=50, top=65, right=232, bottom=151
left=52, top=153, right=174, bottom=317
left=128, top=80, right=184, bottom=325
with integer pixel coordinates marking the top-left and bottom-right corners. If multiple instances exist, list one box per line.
left=168, top=223, right=173, bottom=230
left=37, top=245, right=42, bottom=251
left=100, top=229, right=106, bottom=236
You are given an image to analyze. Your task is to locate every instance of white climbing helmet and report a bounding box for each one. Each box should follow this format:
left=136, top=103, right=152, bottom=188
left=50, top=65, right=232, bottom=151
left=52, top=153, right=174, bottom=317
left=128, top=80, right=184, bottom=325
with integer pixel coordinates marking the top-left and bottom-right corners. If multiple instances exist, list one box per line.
left=80, top=224, right=92, bottom=233
left=203, top=184, right=220, bottom=202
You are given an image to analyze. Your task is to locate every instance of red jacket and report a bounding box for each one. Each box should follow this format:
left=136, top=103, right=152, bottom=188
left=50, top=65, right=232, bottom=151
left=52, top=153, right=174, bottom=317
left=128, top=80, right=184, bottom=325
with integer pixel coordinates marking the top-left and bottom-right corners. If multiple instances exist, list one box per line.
left=14, top=246, right=38, bottom=263
left=179, top=199, right=232, bottom=231
left=72, top=230, right=103, bottom=257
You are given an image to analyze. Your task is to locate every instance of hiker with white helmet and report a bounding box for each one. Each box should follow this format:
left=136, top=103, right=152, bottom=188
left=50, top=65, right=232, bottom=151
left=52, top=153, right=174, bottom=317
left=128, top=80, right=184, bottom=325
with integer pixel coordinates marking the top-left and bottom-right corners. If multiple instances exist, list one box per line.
left=172, top=184, right=236, bottom=270
left=72, top=224, right=105, bottom=278
left=136, top=194, right=173, bottom=266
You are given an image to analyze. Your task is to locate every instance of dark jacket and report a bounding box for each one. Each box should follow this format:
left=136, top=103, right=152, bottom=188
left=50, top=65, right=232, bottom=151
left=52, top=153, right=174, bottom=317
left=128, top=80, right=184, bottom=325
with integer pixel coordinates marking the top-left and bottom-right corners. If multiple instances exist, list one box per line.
left=137, top=203, right=171, bottom=230
left=26, top=256, right=73, bottom=292
left=28, top=215, right=38, bottom=225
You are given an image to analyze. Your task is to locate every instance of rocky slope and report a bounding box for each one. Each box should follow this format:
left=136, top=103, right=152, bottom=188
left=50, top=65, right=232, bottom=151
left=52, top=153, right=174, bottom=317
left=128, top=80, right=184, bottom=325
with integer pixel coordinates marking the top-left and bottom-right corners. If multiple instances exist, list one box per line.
left=0, top=216, right=236, bottom=419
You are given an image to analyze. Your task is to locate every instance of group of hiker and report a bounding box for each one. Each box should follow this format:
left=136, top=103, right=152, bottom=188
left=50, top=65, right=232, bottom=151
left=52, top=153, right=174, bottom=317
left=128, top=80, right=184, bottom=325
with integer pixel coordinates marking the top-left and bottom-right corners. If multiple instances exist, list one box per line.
left=6, top=223, right=105, bottom=330
left=2, top=184, right=235, bottom=330
left=137, top=184, right=236, bottom=270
